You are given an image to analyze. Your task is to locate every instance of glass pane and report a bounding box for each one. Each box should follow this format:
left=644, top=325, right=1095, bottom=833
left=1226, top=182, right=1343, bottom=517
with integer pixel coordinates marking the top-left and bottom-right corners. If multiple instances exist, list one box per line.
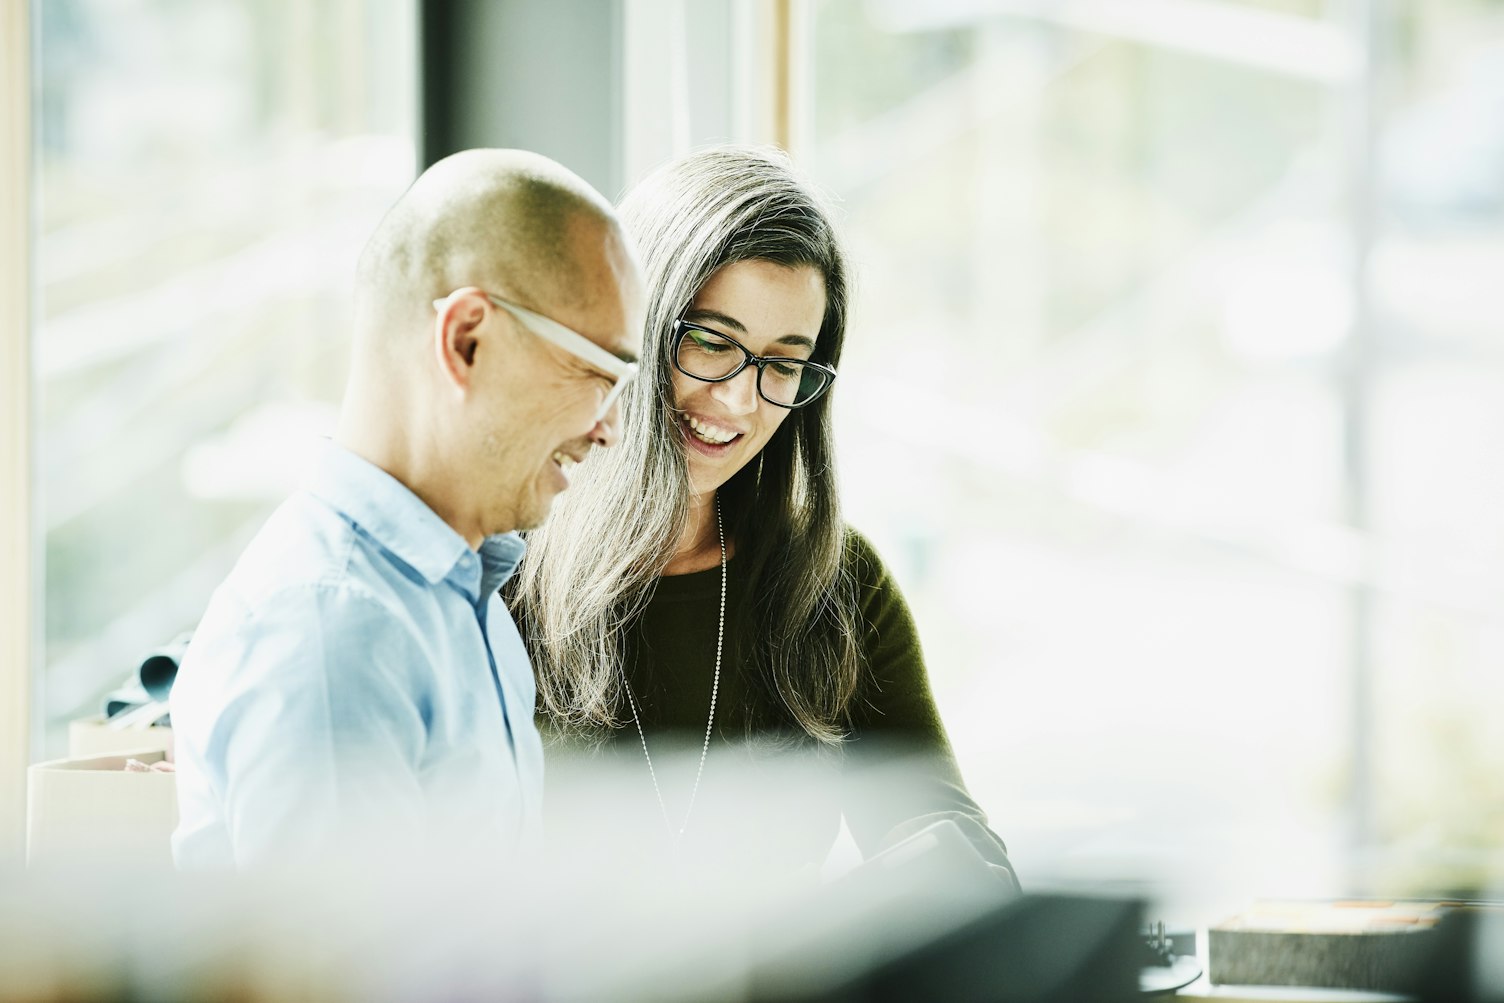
left=809, top=0, right=1387, bottom=906
left=1369, top=0, right=1504, bottom=895
left=35, top=0, right=418, bottom=755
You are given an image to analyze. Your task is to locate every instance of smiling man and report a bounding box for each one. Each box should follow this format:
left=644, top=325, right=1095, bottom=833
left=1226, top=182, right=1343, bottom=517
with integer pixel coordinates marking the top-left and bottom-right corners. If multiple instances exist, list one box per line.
left=170, top=149, right=644, bottom=869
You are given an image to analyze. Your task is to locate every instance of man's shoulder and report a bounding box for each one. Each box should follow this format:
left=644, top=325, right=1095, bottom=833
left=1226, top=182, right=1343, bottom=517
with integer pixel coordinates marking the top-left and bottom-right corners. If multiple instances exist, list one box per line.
left=176, top=494, right=433, bottom=707
left=216, top=491, right=350, bottom=590
left=207, top=490, right=418, bottom=628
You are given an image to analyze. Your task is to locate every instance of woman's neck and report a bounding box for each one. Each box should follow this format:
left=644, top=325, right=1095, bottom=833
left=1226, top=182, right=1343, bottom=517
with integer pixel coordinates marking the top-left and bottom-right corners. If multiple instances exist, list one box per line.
left=662, top=490, right=724, bottom=576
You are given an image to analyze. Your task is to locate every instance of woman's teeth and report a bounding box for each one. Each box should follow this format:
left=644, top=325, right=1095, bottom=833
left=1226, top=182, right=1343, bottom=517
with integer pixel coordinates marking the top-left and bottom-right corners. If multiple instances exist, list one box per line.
left=552, top=451, right=578, bottom=480
left=686, top=415, right=738, bottom=445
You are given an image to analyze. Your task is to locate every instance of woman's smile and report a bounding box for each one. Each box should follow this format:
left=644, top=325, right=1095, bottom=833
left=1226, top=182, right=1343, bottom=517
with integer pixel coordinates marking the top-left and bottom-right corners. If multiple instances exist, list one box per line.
left=682, top=412, right=743, bottom=446
left=678, top=414, right=742, bottom=461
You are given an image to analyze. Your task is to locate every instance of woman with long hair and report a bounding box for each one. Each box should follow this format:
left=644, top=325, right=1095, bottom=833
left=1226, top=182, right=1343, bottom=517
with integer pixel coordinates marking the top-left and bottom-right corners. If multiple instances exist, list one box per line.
left=513, top=145, right=1015, bottom=882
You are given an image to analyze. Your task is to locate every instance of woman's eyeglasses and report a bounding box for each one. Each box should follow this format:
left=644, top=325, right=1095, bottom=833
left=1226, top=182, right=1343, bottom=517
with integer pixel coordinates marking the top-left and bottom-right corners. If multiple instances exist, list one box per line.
left=671, top=320, right=835, bottom=409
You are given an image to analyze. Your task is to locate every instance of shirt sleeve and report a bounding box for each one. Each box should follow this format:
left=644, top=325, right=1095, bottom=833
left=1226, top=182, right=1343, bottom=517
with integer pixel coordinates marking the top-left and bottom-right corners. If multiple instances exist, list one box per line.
left=839, top=531, right=1016, bottom=876
left=193, top=583, right=431, bottom=868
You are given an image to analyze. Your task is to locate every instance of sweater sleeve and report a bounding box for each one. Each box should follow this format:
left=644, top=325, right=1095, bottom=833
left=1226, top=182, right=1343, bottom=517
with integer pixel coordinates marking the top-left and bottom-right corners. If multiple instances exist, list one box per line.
left=839, top=530, right=1016, bottom=878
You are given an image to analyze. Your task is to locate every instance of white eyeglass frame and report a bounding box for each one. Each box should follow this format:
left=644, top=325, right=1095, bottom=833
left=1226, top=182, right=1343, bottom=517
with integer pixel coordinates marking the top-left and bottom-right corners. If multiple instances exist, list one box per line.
left=432, top=290, right=639, bottom=424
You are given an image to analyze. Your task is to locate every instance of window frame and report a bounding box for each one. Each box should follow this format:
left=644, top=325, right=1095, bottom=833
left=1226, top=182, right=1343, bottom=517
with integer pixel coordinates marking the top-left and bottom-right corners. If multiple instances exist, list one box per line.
left=1, top=0, right=35, bottom=860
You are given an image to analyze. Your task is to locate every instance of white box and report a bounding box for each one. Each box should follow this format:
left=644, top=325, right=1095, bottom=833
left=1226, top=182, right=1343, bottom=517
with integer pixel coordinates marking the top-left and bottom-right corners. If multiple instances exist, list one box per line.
left=27, top=750, right=179, bottom=870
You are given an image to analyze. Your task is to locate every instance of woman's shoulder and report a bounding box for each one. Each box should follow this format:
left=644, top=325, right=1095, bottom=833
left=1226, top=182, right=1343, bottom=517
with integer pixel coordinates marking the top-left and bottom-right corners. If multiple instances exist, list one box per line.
left=839, top=525, right=901, bottom=596
left=838, top=526, right=928, bottom=696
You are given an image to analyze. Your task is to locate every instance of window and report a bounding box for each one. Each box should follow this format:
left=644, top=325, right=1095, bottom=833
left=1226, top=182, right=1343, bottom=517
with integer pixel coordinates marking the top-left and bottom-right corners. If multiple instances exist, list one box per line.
left=808, top=0, right=1504, bottom=897
left=35, top=0, right=418, bottom=754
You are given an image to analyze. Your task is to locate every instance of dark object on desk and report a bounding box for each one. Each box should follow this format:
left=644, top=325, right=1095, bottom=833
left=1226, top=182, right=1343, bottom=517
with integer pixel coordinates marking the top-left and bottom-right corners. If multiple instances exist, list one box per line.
left=1138, top=922, right=1202, bottom=996
left=1209, top=900, right=1455, bottom=992
left=1408, top=904, right=1504, bottom=1003
left=843, top=894, right=1144, bottom=1003
left=747, top=819, right=1141, bottom=1002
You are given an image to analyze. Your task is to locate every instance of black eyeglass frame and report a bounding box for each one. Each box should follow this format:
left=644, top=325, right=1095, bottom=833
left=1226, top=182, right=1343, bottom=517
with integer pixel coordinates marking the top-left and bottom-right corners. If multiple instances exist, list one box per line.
left=670, top=320, right=838, bottom=410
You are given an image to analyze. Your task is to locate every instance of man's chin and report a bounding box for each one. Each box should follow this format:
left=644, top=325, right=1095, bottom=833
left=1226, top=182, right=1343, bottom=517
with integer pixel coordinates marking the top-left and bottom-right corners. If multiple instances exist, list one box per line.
left=512, top=496, right=557, bottom=533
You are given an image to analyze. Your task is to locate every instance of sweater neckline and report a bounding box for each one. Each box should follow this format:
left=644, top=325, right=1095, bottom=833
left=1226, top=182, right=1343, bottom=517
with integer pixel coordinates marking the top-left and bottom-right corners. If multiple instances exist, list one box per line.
left=653, top=556, right=741, bottom=599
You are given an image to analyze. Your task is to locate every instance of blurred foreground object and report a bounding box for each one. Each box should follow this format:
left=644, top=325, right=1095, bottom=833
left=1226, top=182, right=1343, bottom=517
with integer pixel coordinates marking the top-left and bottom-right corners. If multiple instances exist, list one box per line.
left=751, top=892, right=1143, bottom=1003
left=1410, top=904, right=1504, bottom=1003
left=744, top=818, right=1129, bottom=1001
left=0, top=812, right=1139, bottom=1001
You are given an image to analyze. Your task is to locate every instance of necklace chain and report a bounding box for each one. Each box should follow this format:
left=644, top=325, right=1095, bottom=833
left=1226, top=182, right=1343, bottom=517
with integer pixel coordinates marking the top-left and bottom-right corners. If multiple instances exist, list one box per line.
left=623, top=498, right=724, bottom=843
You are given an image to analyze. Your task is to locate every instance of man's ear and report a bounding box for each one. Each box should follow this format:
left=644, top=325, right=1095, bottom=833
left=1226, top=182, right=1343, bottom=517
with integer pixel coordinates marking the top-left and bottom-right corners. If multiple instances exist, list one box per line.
left=434, top=288, right=487, bottom=393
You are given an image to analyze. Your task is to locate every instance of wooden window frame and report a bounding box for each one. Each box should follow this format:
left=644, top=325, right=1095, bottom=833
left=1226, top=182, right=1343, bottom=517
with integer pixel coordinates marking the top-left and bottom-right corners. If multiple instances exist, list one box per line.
left=1, top=0, right=34, bottom=860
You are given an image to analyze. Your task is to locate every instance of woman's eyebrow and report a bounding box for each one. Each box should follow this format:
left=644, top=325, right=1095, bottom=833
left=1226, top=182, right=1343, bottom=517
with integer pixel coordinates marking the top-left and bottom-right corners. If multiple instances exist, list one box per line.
left=684, top=307, right=745, bottom=332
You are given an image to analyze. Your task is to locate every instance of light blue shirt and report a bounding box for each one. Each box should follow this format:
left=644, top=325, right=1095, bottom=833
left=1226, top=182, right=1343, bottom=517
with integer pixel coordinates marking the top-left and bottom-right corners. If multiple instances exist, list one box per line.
left=171, top=439, right=544, bottom=869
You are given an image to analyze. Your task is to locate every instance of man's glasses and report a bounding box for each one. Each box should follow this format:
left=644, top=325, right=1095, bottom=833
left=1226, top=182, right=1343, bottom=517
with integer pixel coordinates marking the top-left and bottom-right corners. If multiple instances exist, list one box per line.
left=671, top=320, right=836, bottom=409
left=433, top=290, right=639, bottom=425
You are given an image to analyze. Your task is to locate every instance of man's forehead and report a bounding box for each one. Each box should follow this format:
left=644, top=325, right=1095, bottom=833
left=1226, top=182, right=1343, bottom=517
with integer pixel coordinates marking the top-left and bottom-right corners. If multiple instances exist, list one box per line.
left=520, top=210, right=640, bottom=360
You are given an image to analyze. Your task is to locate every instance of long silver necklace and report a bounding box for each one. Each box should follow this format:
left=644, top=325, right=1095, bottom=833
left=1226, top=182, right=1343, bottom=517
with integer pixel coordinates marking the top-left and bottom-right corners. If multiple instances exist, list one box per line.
left=622, top=498, right=725, bottom=842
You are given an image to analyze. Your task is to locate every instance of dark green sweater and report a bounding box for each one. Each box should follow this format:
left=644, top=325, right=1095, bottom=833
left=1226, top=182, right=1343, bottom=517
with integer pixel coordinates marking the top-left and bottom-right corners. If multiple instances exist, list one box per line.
left=542, top=530, right=1010, bottom=874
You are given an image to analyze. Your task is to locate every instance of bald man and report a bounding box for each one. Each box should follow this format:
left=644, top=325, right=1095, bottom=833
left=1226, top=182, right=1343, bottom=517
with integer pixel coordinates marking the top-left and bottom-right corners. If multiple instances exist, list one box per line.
left=170, top=150, right=644, bottom=869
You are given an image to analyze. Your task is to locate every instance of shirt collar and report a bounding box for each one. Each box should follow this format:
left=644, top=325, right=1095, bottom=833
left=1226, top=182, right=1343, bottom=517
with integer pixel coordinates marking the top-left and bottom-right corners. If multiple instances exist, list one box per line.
left=478, top=532, right=527, bottom=598
left=304, top=439, right=525, bottom=594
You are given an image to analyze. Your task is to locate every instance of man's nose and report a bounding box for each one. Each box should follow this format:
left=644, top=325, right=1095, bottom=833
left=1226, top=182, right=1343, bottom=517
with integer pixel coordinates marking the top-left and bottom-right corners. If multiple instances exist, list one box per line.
left=589, top=398, right=622, bottom=448
left=709, top=366, right=759, bottom=415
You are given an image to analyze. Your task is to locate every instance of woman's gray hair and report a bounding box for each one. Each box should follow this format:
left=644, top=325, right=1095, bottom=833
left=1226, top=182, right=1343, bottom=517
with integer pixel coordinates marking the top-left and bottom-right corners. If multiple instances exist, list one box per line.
left=512, top=145, right=858, bottom=744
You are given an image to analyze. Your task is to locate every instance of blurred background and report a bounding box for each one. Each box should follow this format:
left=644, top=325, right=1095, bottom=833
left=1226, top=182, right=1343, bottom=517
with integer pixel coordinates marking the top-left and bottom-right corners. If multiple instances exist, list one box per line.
left=20, top=0, right=1504, bottom=913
